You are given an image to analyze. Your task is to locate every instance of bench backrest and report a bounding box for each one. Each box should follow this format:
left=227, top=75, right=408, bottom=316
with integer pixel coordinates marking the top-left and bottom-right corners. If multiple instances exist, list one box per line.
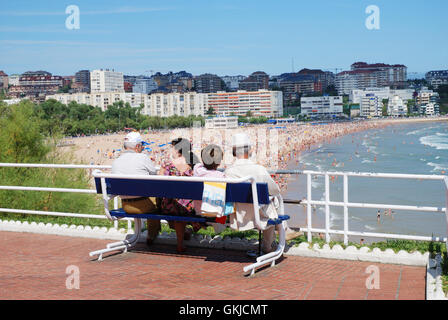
left=94, top=177, right=270, bottom=205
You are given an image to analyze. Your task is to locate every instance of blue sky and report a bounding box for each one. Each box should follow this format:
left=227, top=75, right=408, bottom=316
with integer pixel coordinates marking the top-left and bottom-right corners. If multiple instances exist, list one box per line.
left=1, top=0, right=447, bottom=77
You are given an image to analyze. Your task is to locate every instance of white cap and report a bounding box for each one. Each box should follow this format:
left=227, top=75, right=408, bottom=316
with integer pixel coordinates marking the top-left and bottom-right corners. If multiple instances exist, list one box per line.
left=124, top=132, right=143, bottom=144
left=232, top=133, right=251, bottom=148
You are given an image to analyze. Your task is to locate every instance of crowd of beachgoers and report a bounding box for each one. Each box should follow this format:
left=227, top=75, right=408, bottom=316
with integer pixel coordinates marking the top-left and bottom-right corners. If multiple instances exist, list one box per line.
left=58, top=117, right=448, bottom=191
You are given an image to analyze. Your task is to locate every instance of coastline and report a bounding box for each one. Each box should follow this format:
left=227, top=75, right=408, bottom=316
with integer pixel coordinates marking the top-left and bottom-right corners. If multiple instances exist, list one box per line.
left=281, top=117, right=448, bottom=244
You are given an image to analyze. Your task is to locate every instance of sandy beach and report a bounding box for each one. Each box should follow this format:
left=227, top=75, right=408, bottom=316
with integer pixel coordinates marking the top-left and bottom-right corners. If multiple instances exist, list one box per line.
left=59, top=116, right=447, bottom=243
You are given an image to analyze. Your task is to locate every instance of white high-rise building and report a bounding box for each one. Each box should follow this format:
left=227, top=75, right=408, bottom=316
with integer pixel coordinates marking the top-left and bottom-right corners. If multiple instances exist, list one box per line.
left=350, top=87, right=414, bottom=104
left=207, top=90, right=283, bottom=117
left=388, top=95, right=407, bottom=116
left=300, top=96, right=343, bottom=116
left=360, top=94, right=382, bottom=117
left=144, top=92, right=208, bottom=117
left=46, top=92, right=146, bottom=112
left=90, top=69, right=124, bottom=93
left=133, top=78, right=158, bottom=94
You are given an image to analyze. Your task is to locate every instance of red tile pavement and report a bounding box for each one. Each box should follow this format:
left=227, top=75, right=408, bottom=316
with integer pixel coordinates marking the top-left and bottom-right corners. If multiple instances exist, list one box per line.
left=0, top=231, right=426, bottom=300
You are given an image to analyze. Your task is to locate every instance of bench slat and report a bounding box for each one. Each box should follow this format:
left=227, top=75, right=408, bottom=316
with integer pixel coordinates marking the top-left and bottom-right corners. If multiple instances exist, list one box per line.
left=110, top=208, right=217, bottom=223
left=95, top=178, right=270, bottom=205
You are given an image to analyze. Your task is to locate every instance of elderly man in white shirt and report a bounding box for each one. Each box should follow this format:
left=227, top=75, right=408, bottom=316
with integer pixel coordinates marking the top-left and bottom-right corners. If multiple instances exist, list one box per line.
left=112, top=132, right=160, bottom=245
left=225, top=133, right=302, bottom=253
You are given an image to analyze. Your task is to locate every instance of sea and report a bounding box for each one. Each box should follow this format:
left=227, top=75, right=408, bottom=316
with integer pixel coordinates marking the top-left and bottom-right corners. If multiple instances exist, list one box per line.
left=284, top=120, right=448, bottom=242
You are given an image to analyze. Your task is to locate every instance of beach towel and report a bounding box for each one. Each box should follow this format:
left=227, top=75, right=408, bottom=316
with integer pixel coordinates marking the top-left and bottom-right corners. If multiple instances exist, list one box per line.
left=200, top=182, right=234, bottom=218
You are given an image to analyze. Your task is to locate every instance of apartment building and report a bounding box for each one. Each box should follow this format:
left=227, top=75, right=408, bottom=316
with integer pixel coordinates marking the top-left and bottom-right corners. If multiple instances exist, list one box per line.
left=207, top=90, right=283, bottom=117
left=300, top=96, right=343, bottom=117
left=46, top=92, right=146, bottom=112
left=360, top=94, right=382, bottom=117
left=350, top=87, right=414, bottom=104
left=238, top=71, right=269, bottom=91
left=8, top=71, right=63, bottom=100
left=387, top=95, right=407, bottom=116
left=336, top=62, right=407, bottom=95
left=416, top=88, right=440, bottom=106
left=90, top=69, right=124, bottom=93
left=74, top=70, right=91, bottom=92
left=205, top=116, right=238, bottom=129
left=221, top=75, right=245, bottom=91
left=0, top=71, right=8, bottom=89
left=425, top=70, right=448, bottom=89
left=194, top=74, right=224, bottom=93
left=144, top=92, right=208, bottom=117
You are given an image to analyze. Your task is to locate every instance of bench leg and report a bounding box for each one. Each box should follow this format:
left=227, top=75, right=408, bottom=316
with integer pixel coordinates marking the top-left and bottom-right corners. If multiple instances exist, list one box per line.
left=243, top=222, right=286, bottom=275
left=89, top=219, right=142, bottom=261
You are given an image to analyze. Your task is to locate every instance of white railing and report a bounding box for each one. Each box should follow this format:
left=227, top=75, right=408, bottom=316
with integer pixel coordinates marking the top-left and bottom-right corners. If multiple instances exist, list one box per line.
left=0, top=163, right=447, bottom=247
left=275, top=169, right=448, bottom=246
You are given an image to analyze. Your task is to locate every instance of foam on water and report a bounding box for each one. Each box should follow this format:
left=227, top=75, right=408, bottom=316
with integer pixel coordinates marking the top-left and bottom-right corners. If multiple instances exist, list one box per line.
left=419, top=134, right=448, bottom=150
left=427, top=162, right=448, bottom=172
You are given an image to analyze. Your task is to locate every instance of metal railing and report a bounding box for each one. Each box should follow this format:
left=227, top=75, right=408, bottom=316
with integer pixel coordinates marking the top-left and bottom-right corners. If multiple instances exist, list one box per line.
left=0, top=163, right=447, bottom=246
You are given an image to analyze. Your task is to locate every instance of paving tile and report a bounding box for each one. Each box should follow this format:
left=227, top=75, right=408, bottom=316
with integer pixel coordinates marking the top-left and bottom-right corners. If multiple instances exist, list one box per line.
left=0, top=231, right=426, bottom=300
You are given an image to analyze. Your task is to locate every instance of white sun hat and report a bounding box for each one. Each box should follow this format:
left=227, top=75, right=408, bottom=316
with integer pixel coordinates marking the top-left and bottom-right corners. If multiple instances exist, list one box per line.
left=232, top=133, right=252, bottom=148
left=124, top=132, right=143, bottom=144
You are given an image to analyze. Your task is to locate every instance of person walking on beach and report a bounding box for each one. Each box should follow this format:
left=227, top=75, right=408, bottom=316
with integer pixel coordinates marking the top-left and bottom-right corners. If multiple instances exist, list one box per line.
left=377, top=210, right=381, bottom=223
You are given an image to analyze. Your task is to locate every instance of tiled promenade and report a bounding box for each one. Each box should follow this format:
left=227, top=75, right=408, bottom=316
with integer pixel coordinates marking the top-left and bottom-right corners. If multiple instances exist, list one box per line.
left=0, top=231, right=426, bottom=300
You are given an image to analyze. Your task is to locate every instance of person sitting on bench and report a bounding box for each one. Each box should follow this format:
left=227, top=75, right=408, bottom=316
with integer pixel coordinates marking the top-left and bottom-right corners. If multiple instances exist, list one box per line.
left=193, top=144, right=227, bottom=234
left=225, top=133, right=303, bottom=253
left=111, top=132, right=160, bottom=245
left=158, top=137, right=202, bottom=253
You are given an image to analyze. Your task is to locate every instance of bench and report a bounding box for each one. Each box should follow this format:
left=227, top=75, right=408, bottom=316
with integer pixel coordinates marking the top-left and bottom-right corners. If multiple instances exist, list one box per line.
left=90, top=170, right=291, bottom=275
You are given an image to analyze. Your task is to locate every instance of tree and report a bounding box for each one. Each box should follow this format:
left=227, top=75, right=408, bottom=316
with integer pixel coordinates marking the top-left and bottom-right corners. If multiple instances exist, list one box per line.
left=206, top=107, right=216, bottom=116
left=382, top=99, right=389, bottom=116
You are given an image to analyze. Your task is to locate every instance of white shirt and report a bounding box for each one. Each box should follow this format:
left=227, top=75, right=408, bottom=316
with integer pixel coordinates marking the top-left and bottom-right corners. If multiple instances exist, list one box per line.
left=225, top=158, right=280, bottom=231
left=111, top=150, right=157, bottom=199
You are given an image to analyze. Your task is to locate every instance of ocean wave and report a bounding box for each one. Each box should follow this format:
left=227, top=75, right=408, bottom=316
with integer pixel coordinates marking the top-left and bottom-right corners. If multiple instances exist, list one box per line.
left=362, top=159, right=373, bottom=164
left=419, top=134, right=448, bottom=150
left=427, top=162, right=448, bottom=172
left=364, top=225, right=375, bottom=231
left=406, top=126, right=437, bottom=136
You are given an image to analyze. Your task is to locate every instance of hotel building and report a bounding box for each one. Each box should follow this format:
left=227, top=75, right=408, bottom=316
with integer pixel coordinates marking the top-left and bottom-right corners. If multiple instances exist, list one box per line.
left=90, top=69, right=124, bottom=93
left=46, top=92, right=147, bottom=112
left=300, top=96, right=343, bottom=117
left=143, top=92, right=208, bottom=117
left=207, top=90, right=283, bottom=117
left=205, top=116, right=238, bottom=129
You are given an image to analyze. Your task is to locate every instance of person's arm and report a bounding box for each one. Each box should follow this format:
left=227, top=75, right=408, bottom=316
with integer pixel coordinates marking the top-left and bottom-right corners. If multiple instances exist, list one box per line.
left=263, top=168, right=281, bottom=196
left=143, top=155, right=158, bottom=175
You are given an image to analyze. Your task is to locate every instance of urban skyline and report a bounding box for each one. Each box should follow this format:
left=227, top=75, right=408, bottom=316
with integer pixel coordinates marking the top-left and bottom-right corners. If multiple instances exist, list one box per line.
left=1, top=0, right=447, bottom=76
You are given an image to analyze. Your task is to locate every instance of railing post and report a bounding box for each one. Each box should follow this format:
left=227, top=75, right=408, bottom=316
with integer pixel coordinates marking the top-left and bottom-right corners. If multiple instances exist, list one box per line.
left=444, top=177, right=448, bottom=249
left=343, top=174, right=349, bottom=245
left=307, top=173, right=312, bottom=243
left=113, top=197, right=119, bottom=229
left=325, top=173, right=330, bottom=243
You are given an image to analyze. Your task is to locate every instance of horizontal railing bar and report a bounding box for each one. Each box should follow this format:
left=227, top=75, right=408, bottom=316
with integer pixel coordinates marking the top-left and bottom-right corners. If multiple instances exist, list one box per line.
left=302, top=200, right=446, bottom=213
left=0, top=208, right=109, bottom=219
left=0, top=163, right=111, bottom=169
left=299, top=227, right=447, bottom=242
left=271, top=169, right=445, bottom=180
left=0, top=186, right=97, bottom=194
